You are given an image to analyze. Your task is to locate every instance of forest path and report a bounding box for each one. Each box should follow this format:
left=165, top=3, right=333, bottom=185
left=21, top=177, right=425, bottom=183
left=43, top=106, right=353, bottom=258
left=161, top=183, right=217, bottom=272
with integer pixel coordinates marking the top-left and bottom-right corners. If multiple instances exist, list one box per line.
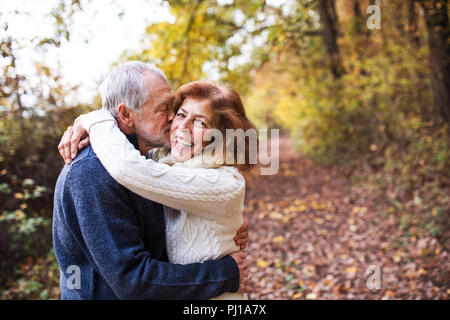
left=245, top=137, right=448, bottom=299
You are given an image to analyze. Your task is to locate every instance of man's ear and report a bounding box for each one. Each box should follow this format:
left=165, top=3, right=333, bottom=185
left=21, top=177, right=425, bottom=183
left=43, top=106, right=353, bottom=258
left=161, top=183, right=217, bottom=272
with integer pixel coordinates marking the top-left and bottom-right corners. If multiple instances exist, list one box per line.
left=117, top=103, right=135, bottom=133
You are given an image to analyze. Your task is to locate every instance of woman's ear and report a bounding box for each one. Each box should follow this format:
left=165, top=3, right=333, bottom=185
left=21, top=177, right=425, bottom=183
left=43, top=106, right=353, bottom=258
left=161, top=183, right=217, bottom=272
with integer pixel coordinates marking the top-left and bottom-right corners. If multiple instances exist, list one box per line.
left=117, top=103, right=134, bottom=129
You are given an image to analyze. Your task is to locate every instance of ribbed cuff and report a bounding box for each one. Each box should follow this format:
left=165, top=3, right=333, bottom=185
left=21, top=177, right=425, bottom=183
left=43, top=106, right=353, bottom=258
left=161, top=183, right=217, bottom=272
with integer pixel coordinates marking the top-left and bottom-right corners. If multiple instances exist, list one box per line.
left=80, top=109, right=116, bottom=133
left=219, top=255, right=240, bottom=293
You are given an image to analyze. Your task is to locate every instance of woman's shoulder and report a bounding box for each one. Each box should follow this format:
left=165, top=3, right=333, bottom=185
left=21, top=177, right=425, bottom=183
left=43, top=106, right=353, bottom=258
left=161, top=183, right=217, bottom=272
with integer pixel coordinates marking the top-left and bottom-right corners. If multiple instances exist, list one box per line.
left=221, top=165, right=242, bottom=175
left=219, top=166, right=246, bottom=184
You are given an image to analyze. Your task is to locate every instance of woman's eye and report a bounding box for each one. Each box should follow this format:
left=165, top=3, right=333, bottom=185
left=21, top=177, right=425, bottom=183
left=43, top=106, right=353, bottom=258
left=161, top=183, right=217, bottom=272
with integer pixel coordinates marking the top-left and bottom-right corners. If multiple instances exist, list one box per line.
left=176, top=113, right=185, bottom=118
left=194, top=119, right=206, bottom=127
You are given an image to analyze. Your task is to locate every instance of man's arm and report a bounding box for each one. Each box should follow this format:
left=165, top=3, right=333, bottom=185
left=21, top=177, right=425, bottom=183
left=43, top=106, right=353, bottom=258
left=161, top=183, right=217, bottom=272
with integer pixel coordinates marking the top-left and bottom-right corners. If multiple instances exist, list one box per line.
left=64, top=156, right=244, bottom=299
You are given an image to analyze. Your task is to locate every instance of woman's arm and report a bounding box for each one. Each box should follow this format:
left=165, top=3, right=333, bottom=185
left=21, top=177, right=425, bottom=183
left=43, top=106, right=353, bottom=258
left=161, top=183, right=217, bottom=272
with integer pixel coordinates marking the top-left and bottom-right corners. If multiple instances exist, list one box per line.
left=79, top=110, right=245, bottom=221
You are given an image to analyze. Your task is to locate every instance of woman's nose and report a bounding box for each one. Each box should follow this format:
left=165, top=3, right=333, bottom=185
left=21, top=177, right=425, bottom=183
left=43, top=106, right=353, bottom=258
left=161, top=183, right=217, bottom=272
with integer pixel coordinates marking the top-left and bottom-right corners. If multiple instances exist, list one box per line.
left=179, top=117, right=191, bottom=130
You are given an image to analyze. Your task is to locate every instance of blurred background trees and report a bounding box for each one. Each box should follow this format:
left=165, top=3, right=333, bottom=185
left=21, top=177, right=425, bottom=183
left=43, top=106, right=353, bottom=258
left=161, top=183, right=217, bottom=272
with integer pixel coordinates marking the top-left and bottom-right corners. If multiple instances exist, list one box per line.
left=0, top=0, right=92, bottom=298
left=0, top=0, right=448, bottom=299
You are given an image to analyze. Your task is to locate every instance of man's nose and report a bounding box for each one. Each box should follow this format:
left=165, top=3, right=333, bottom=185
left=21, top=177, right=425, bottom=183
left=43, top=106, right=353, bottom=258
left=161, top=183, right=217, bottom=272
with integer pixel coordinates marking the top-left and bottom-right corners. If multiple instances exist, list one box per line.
left=167, top=110, right=175, bottom=123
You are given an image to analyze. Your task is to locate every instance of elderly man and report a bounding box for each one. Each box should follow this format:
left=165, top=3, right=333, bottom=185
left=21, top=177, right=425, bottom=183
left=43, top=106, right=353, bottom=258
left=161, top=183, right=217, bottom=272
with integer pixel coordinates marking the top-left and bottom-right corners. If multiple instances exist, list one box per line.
left=53, top=61, right=249, bottom=299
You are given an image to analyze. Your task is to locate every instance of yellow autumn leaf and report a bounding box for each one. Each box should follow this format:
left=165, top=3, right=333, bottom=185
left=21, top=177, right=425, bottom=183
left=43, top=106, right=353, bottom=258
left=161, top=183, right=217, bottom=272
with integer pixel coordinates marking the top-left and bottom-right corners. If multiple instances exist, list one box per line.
left=293, top=259, right=302, bottom=265
left=257, top=259, right=269, bottom=268
left=345, top=266, right=357, bottom=275
left=393, top=251, right=404, bottom=262
left=283, top=169, right=296, bottom=176
left=272, top=235, right=285, bottom=243
left=293, top=292, right=303, bottom=299
left=302, top=265, right=316, bottom=276
left=281, top=216, right=290, bottom=224
left=285, top=206, right=296, bottom=213
left=311, top=201, right=325, bottom=210
left=14, top=193, right=24, bottom=199
left=15, top=210, right=25, bottom=219
left=313, top=217, right=324, bottom=224
left=269, top=212, right=283, bottom=219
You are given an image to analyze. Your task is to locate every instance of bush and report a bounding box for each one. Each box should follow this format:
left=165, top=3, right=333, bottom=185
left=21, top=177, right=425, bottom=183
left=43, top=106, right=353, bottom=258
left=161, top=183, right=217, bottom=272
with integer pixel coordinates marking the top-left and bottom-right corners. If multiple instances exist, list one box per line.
left=0, top=105, right=92, bottom=290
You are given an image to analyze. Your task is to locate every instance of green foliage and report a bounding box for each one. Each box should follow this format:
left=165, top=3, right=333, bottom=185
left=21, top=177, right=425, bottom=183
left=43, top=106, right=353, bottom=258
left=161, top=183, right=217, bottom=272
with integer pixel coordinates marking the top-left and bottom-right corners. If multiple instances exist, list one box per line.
left=0, top=107, right=93, bottom=289
left=0, top=249, right=60, bottom=300
left=377, top=124, right=449, bottom=238
left=123, top=0, right=268, bottom=93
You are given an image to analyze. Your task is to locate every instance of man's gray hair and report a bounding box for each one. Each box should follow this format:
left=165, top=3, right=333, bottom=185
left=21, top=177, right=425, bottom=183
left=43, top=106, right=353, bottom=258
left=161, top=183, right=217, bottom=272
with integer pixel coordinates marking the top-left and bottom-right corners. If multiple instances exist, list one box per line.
left=99, top=61, right=167, bottom=118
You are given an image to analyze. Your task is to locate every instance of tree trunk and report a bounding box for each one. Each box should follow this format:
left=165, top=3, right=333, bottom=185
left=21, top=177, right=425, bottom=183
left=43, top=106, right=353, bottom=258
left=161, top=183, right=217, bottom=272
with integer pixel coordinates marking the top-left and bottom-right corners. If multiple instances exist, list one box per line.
left=317, top=0, right=343, bottom=78
left=353, top=0, right=363, bottom=34
left=408, top=1, right=421, bottom=47
left=417, top=0, right=450, bottom=124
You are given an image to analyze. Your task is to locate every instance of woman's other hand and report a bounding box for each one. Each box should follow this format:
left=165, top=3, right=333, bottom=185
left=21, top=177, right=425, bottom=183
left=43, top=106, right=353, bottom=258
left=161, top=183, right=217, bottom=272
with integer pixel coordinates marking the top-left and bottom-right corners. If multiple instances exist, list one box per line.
left=230, top=250, right=249, bottom=294
left=57, top=117, right=90, bottom=165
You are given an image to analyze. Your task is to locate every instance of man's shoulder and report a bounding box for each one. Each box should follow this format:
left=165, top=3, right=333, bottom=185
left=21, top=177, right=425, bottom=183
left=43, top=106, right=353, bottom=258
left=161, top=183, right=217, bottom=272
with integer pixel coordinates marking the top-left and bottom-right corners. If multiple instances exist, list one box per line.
left=63, top=146, right=113, bottom=187
left=70, top=146, right=102, bottom=171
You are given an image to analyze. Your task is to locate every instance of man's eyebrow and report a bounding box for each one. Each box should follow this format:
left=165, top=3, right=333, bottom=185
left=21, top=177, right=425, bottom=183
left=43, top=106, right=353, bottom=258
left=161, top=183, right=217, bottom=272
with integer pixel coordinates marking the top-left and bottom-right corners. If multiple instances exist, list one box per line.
left=158, top=97, right=174, bottom=106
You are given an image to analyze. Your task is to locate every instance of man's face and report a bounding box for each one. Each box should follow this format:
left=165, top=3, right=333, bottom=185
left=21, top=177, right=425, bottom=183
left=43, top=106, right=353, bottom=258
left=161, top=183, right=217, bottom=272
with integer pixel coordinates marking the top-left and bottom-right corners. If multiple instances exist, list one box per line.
left=131, top=71, right=175, bottom=153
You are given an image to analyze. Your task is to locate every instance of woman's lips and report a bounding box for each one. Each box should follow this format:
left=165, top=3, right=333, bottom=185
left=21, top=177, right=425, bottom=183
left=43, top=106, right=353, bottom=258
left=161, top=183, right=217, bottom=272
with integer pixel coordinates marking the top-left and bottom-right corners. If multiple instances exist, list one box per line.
left=171, top=136, right=195, bottom=160
left=172, top=136, right=193, bottom=147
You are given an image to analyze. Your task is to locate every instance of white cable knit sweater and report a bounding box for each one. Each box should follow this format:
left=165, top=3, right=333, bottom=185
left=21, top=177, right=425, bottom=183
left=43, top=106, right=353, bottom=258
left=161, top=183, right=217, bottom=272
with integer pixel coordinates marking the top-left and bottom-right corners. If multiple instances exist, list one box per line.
left=80, top=109, right=246, bottom=300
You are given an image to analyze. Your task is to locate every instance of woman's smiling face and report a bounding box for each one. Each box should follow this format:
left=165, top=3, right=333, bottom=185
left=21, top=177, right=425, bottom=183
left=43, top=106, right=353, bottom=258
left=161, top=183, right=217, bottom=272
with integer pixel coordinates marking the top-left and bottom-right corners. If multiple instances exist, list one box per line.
left=170, top=97, right=217, bottom=162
